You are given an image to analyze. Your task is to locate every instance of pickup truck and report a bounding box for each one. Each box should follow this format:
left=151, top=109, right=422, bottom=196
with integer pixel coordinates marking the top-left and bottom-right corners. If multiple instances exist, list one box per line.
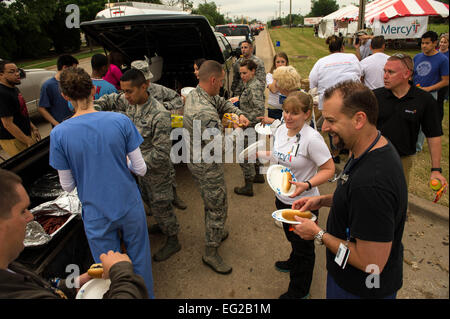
left=215, top=24, right=256, bottom=55
left=80, top=14, right=234, bottom=99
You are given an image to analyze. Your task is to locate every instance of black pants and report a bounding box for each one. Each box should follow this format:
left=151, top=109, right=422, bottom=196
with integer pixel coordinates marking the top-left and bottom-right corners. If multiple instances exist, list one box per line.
left=276, top=197, right=318, bottom=298
left=437, top=86, right=449, bottom=125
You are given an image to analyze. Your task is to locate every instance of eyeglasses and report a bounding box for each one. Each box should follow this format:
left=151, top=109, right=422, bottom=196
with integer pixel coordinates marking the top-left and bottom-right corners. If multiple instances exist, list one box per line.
left=391, top=53, right=413, bottom=71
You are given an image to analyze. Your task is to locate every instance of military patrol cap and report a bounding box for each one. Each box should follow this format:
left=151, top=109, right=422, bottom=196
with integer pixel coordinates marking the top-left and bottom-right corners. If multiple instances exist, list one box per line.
left=131, top=57, right=153, bottom=80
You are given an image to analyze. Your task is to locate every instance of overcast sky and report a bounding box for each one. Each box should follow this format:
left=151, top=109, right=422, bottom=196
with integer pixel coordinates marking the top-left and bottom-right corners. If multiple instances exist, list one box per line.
left=190, top=0, right=358, bottom=22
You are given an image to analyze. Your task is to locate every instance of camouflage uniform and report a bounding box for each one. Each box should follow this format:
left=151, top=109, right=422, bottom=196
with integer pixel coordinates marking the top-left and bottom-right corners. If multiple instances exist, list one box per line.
left=94, top=93, right=179, bottom=237
left=231, top=55, right=266, bottom=97
left=183, top=85, right=244, bottom=247
left=148, top=83, right=183, bottom=111
left=238, top=77, right=266, bottom=180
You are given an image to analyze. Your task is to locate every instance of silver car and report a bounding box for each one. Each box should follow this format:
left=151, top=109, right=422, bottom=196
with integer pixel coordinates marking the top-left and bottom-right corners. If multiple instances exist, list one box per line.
left=17, top=68, right=56, bottom=117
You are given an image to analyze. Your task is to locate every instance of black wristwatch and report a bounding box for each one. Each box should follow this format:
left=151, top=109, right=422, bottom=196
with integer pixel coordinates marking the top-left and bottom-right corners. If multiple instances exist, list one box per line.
left=304, top=180, right=312, bottom=190
left=431, top=168, right=442, bottom=173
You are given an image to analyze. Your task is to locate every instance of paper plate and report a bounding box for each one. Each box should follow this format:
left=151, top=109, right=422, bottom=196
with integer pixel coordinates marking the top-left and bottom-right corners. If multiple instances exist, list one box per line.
left=181, top=87, right=195, bottom=97
left=255, top=123, right=272, bottom=135
left=238, top=139, right=265, bottom=162
left=272, top=209, right=317, bottom=225
left=76, top=279, right=111, bottom=299
left=266, top=165, right=297, bottom=196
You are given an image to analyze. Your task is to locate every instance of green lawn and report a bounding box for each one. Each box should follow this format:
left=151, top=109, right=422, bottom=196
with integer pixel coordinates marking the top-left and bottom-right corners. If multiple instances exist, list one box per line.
left=16, top=47, right=104, bottom=69
left=268, top=27, right=449, bottom=206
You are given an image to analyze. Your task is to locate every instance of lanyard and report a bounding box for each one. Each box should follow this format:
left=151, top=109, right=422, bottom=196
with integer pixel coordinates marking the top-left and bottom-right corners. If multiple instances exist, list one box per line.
left=339, top=130, right=381, bottom=183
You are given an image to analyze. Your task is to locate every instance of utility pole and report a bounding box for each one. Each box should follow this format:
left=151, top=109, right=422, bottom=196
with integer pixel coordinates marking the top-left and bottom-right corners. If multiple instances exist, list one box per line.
left=289, top=0, right=292, bottom=28
left=358, top=0, right=366, bottom=31
left=277, top=0, right=282, bottom=19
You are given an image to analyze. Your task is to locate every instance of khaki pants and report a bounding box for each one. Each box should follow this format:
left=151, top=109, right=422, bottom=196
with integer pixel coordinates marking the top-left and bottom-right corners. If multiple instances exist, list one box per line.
left=0, top=138, right=29, bottom=157
left=400, top=155, right=414, bottom=188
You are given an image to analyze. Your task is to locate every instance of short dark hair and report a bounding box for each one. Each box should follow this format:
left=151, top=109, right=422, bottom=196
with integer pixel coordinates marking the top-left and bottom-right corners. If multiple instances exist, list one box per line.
left=240, top=59, right=257, bottom=71
left=326, top=35, right=344, bottom=53
left=198, top=60, right=223, bottom=82
left=323, top=80, right=379, bottom=125
left=0, top=169, right=23, bottom=219
left=0, top=59, right=12, bottom=73
left=194, top=58, right=206, bottom=69
left=120, top=68, right=146, bottom=87
left=57, top=55, right=79, bottom=71
left=59, top=67, right=93, bottom=101
left=422, top=30, right=438, bottom=42
left=371, top=36, right=385, bottom=50
left=241, top=39, right=253, bottom=47
left=91, top=54, right=108, bottom=71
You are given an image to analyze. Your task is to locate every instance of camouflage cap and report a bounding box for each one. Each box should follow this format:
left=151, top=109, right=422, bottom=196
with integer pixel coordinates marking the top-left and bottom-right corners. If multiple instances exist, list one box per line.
left=131, top=58, right=153, bottom=80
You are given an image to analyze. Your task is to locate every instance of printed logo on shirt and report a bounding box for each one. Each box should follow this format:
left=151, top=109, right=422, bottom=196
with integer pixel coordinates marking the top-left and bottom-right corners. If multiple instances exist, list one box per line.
left=17, top=93, right=29, bottom=117
left=274, top=150, right=293, bottom=163
left=416, top=61, right=432, bottom=77
left=404, top=109, right=417, bottom=114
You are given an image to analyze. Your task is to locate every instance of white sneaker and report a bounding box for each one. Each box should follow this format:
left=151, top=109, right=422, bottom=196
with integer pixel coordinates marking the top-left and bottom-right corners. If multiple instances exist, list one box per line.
left=274, top=220, right=283, bottom=228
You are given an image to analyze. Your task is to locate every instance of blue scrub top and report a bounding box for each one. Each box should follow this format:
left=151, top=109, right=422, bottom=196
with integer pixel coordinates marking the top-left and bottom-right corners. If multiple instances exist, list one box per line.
left=92, top=79, right=117, bottom=100
left=49, top=111, right=144, bottom=222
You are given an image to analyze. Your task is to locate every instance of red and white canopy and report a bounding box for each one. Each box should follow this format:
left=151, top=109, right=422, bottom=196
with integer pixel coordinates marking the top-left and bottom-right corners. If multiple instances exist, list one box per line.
left=334, top=0, right=449, bottom=23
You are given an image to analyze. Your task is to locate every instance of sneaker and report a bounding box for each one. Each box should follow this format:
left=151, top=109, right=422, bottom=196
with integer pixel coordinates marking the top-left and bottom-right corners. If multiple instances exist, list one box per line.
left=274, top=260, right=292, bottom=273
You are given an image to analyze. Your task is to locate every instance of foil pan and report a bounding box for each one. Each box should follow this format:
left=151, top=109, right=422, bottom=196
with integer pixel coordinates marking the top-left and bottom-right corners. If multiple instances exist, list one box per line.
left=24, top=190, right=82, bottom=248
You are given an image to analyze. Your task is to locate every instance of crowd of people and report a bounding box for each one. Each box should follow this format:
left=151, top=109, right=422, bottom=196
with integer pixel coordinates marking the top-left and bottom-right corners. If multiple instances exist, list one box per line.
left=0, top=28, right=448, bottom=300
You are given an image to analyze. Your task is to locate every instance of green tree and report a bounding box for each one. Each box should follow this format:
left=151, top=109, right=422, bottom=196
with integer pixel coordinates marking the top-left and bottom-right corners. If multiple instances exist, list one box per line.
left=0, top=0, right=57, bottom=59
left=192, top=1, right=225, bottom=26
left=309, top=0, right=339, bottom=17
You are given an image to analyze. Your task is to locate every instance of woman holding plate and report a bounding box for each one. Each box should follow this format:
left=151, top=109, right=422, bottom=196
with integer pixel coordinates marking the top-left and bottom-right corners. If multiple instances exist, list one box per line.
left=258, top=91, right=334, bottom=299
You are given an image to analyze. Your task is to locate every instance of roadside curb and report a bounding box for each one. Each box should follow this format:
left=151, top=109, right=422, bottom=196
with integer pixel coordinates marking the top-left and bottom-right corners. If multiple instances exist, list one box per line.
left=409, top=193, right=449, bottom=222
left=267, top=28, right=276, bottom=57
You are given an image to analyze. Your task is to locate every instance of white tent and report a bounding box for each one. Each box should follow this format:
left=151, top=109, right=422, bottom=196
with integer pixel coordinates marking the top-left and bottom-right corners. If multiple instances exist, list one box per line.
left=318, top=0, right=449, bottom=39
left=317, top=5, right=359, bottom=38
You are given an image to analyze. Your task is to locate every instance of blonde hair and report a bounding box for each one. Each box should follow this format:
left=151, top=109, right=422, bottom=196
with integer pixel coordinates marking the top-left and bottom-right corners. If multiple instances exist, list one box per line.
left=440, top=33, right=449, bottom=43
left=283, top=90, right=313, bottom=118
left=272, top=66, right=301, bottom=92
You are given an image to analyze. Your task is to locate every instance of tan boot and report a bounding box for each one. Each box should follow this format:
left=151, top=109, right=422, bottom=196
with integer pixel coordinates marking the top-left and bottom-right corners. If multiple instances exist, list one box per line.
left=202, top=247, right=232, bottom=274
left=153, top=235, right=181, bottom=262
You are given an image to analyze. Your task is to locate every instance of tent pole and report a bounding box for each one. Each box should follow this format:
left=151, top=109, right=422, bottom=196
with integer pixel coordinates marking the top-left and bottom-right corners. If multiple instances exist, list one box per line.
left=358, top=0, right=366, bottom=30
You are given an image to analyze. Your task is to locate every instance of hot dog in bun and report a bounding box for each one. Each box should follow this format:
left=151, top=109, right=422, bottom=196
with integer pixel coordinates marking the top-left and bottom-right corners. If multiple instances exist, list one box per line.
left=282, top=209, right=313, bottom=221
left=87, top=263, right=103, bottom=278
left=282, top=171, right=292, bottom=193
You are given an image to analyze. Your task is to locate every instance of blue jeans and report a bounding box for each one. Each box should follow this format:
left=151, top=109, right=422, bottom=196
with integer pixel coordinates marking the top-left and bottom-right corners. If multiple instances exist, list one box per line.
left=326, top=273, right=397, bottom=299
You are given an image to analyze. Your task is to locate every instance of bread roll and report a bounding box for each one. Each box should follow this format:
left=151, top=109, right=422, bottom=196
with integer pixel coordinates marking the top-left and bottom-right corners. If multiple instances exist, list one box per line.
left=282, top=171, right=292, bottom=193
left=88, top=263, right=103, bottom=278
left=282, top=209, right=313, bottom=221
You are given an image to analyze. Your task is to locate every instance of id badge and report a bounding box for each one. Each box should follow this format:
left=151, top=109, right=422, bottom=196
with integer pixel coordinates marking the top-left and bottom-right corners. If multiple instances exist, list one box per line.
left=334, top=243, right=350, bottom=269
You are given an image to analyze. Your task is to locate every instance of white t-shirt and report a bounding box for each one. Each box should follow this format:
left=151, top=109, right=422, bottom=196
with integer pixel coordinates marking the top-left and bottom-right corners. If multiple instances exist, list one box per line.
left=272, top=123, right=332, bottom=205
left=360, top=52, right=390, bottom=90
left=266, top=73, right=282, bottom=109
left=309, top=52, right=362, bottom=110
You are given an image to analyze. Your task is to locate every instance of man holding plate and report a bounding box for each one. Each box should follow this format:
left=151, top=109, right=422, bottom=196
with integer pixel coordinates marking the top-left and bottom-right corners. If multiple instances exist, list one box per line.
left=292, top=81, right=407, bottom=299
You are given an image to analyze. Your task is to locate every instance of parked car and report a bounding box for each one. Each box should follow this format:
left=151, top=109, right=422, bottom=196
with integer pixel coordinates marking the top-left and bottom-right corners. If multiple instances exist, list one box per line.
left=81, top=14, right=234, bottom=99
left=17, top=69, right=56, bottom=117
left=215, top=24, right=256, bottom=55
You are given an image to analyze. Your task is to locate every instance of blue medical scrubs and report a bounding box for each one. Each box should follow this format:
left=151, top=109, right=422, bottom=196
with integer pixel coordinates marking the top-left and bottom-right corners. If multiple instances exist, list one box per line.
left=49, top=111, right=154, bottom=298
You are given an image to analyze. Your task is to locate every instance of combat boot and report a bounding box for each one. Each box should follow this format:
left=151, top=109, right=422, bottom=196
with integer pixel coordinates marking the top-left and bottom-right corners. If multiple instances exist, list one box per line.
left=253, top=173, right=265, bottom=183
left=172, top=187, right=187, bottom=210
left=234, top=179, right=254, bottom=196
left=153, top=235, right=181, bottom=262
left=148, top=223, right=162, bottom=234
left=202, top=247, right=232, bottom=274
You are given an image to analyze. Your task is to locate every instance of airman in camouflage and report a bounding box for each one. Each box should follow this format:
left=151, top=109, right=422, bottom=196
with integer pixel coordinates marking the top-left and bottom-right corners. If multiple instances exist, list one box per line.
left=234, top=59, right=266, bottom=197
left=183, top=60, right=249, bottom=275
left=130, top=59, right=187, bottom=210
left=231, top=40, right=266, bottom=97
left=94, top=67, right=181, bottom=262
